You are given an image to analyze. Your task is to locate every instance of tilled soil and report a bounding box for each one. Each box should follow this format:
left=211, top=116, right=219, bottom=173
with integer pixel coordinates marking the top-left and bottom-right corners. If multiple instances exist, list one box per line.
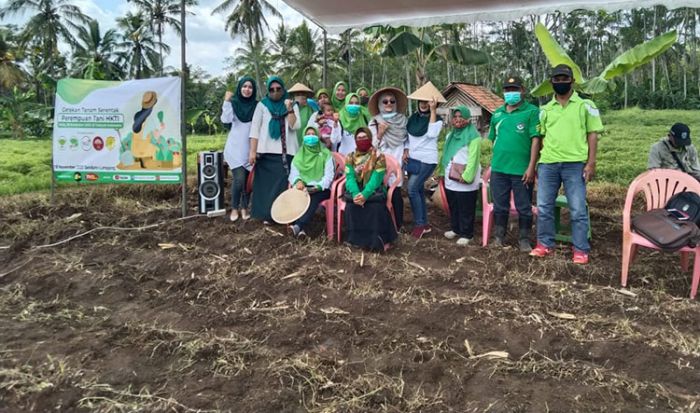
left=0, top=183, right=699, bottom=413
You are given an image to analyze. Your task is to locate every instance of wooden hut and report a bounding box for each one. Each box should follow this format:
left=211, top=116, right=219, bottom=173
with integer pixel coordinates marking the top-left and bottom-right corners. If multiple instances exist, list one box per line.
left=438, top=82, right=504, bottom=134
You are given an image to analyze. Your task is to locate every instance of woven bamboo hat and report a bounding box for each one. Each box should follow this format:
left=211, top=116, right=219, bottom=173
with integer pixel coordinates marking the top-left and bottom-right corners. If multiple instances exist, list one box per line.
left=287, top=83, right=314, bottom=96
left=368, top=87, right=408, bottom=117
left=271, top=188, right=311, bottom=224
left=141, top=91, right=158, bottom=109
left=408, top=81, right=447, bottom=103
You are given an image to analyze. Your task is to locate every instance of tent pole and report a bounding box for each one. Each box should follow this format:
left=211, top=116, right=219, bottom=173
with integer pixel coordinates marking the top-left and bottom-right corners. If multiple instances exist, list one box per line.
left=323, top=30, right=328, bottom=89
left=180, top=0, right=188, bottom=218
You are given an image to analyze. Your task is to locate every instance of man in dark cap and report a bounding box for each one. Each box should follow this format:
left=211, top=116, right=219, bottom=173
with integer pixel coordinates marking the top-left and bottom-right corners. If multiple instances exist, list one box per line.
left=648, top=123, right=700, bottom=181
left=487, top=75, right=541, bottom=252
left=531, top=64, right=604, bottom=265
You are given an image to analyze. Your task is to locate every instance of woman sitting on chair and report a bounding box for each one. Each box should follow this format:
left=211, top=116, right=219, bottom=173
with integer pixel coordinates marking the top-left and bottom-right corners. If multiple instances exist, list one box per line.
left=343, top=127, right=398, bottom=252
left=288, top=126, right=335, bottom=238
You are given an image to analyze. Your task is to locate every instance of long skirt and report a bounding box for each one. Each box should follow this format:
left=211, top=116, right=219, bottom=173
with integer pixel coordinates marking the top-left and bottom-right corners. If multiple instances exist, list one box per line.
left=251, top=153, right=293, bottom=221
left=345, top=200, right=398, bottom=251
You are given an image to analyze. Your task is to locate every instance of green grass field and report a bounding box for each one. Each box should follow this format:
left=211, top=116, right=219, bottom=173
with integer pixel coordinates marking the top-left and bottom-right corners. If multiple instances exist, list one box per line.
left=1, top=108, right=698, bottom=196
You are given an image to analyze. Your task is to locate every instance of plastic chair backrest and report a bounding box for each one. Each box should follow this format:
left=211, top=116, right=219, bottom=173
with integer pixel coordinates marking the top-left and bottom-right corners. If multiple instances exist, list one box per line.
left=623, top=169, right=700, bottom=233
left=383, top=154, right=403, bottom=189
left=481, top=166, right=492, bottom=209
left=332, top=152, right=346, bottom=176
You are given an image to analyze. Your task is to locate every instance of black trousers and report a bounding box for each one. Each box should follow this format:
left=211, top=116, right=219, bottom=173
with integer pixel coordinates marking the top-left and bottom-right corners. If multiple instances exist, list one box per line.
left=295, top=189, right=330, bottom=230
left=445, top=188, right=478, bottom=238
left=391, top=187, right=404, bottom=230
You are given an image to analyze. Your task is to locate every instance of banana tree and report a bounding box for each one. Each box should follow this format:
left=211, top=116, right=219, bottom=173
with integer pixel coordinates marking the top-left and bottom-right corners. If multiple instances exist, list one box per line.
left=532, top=23, right=677, bottom=96
left=370, top=25, right=489, bottom=86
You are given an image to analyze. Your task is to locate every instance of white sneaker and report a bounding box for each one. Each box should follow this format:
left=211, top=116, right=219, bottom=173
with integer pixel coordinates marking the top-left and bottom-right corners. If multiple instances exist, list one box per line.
left=444, top=230, right=457, bottom=240
left=456, top=237, right=471, bottom=246
left=241, top=209, right=250, bottom=220
left=229, top=209, right=240, bottom=222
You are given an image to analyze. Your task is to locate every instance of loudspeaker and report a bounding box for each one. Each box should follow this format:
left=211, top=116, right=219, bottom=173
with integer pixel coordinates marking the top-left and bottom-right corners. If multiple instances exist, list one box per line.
left=198, top=151, right=225, bottom=214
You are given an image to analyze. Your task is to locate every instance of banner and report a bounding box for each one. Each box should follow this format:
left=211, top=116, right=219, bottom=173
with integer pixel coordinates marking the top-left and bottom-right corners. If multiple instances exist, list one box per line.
left=52, top=77, right=183, bottom=184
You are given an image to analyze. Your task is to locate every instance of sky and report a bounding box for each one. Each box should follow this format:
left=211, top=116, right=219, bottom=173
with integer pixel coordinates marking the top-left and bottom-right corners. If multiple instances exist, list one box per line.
left=0, top=0, right=308, bottom=77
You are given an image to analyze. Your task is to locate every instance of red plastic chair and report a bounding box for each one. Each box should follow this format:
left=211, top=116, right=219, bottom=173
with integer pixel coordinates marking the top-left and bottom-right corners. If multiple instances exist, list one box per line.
left=322, top=153, right=346, bottom=240
left=621, top=169, right=700, bottom=299
left=336, top=154, right=402, bottom=242
left=481, top=167, right=538, bottom=247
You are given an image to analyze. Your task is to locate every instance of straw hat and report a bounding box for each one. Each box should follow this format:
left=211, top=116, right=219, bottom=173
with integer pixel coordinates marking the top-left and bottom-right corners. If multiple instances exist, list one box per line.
left=271, top=188, right=311, bottom=224
left=142, top=91, right=158, bottom=109
left=408, top=81, right=447, bottom=103
left=368, top=87, right=408, bottom=117
left=287, top=83, right=314, bottom=96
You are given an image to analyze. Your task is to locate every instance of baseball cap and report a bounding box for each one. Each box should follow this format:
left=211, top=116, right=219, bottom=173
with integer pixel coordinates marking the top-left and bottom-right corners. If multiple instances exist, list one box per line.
left=503, top=76, right=523, bottom=88
left=550, top=64, right=574, bottom=79
left=670, top=123, right=691, bottom=146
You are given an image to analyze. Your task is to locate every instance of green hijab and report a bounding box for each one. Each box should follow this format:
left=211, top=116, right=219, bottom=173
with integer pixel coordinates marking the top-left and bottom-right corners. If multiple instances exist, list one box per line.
left=331, top=81, right=347, bottom=111
left=231, top=76, right=258, bottom=123
left=295, top=99, right=314, bottom=146
left=292, top=126, right=332, bottom=182
left=260, top=76, right=289, bottom=140
left=440, top=105, right=480, bottom=172
left=338, top=93, right=368, bottom=134
left=316, top=88, right=330, bottom=101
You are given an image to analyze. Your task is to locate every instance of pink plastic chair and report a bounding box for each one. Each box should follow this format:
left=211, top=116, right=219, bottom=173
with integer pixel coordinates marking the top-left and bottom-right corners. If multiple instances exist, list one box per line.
left=621, top=169, right=700, bottom=299
left=481, top=167, right=538, bottom=247
left=322, top=153, right=346, bottom=240
left=336, top=154, right=402, bottom=242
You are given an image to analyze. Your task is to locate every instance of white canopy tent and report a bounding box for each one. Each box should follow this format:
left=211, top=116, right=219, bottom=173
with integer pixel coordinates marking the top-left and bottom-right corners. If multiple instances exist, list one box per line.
left=280, top=0, right=700, bottom=34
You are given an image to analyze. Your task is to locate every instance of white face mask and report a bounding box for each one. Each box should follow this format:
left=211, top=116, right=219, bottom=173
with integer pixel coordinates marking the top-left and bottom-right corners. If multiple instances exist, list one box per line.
left=381, top=112, right=397, bottom=120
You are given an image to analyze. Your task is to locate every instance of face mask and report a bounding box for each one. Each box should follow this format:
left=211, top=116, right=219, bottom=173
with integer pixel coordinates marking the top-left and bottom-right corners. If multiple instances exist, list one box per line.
left=504, top=91, right=522, bottom=106
left=360, top=96, right=369, bottom=105
left=356, top=139, right=372, bottom=152
left=382, top=112, right=397, bottom=120
left=552, top=82, right=572, bottom=96
left=303, top=135, right=319, bottom=146
left=346, top=104, right=361, bottom=116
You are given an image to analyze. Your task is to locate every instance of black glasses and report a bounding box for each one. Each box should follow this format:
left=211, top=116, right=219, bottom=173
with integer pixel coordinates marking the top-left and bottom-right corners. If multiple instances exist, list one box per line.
left=382, top=99, right=396, bottom=105
left=269, top=87, right=282, bottom=92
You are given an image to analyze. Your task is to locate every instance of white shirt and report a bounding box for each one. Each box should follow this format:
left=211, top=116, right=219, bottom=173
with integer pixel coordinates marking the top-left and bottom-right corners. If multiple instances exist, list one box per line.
left=331, top=124, right=356, bottom=156
left=444, top=146, right=481, bottom=192
left=221, top=101, right=253, bottom=170
left=288, top=156, right=335, bottom=190
left=408, top=120, right=443, bottom=165
left=249, top=102, right=300, bottom=156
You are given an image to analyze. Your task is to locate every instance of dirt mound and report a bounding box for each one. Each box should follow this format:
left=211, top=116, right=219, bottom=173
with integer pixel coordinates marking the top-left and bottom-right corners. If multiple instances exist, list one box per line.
left=1, top=184, right=699, bottom=412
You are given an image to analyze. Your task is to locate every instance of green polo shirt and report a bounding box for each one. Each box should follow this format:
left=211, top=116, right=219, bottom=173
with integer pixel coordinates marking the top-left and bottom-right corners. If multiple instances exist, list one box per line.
left=538, top=92, right=604, bottom=164
left=488, top=101, right=540, bottom=175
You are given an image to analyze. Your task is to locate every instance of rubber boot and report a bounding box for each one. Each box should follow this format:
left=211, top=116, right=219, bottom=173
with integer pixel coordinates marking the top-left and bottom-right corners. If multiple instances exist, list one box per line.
left=493, top=214, right=508, bottom=247
left=518, top=217, right=533, bottom=252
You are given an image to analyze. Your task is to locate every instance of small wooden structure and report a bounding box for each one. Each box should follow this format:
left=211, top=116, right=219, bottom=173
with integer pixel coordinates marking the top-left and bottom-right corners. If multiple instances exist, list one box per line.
left=439, top=82, right=504, bottom=133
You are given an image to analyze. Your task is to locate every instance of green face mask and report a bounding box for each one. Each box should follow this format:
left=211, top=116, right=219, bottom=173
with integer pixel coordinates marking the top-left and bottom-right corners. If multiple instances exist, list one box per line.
left=303, top=135, right=319, bottom=146
left=504, top=91, right=522, bottom=106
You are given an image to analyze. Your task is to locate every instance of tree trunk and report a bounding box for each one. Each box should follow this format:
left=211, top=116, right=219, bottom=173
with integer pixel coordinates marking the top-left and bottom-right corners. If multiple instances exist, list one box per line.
left=624, top=75, right=628, bottom=109
left=249, top=33, right=263, bottom=99
left=159, top=26, right=164, bottom=76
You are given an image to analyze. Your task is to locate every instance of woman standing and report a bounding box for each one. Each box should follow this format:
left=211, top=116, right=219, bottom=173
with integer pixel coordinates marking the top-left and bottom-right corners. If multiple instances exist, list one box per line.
left=249, top=76, right=300, bottom=223
left=369, top=87, right=409, bottom=230
left=221, top=76, right=257, bottom=222
left=288, top=126, right=335, bottom=238
left=405, top=84, right=444, bottom=238
left=332, top=93, right=368, bottom=155
left=440, top=106, right=482, bottom=246
left=343, top=127, right=398, bottom=252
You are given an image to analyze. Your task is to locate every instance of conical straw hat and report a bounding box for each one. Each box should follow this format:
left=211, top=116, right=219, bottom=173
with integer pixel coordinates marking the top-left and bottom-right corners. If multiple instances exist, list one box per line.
left=271, top=188, right=311, bottom=224
left=368, top=87, right=408, bottom=117
left=407, top=81, right=446, bottom=103
left=287, top=83, right=314, bottom=95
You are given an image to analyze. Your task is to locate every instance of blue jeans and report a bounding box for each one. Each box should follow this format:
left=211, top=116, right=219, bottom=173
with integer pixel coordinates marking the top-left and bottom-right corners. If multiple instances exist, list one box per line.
left=230, top=166, right=249, bottom=210
left=536, top=162, right=590, bottom=252
left=406, top=162, right=437, bottom=227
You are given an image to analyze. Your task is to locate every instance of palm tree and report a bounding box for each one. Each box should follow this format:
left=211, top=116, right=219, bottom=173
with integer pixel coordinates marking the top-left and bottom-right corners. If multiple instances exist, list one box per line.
left=116, top=11, right=167, bottom=79
left=0, top=27, right=25, bottom=90
left=212, top=0, right=281, bottom=97
left=287, top=21, right=322, bottom=86
left=0, top=0, right=89, bottom=61
left=127, top=0, right=197, bottom=75
left=269, top=22, right=294, bottom=79
left=72, top=19, right=122, bottom=80
left=226, top=37, right=273, bottom=81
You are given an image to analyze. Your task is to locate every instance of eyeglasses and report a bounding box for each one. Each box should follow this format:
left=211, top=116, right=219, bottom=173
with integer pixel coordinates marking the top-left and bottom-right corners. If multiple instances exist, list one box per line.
left=269, top=87, right=282, bottom=92
left=382, top=99, right=396, bottom=105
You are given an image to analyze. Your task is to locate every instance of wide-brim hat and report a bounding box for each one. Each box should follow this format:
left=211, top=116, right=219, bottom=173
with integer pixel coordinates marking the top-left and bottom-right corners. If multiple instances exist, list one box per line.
left=271, top=188, right=311, bottom=224
left=407, top=81, right=447, bottom=103
left=142, top=91, right=158, bottom=109
left=368, top=87, right=408, bottom=117
left=287, top=83, right=314, bottom=96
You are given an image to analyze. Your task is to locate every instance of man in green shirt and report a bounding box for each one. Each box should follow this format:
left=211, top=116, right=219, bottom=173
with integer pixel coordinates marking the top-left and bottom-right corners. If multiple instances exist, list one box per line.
left=531, top=64, right=604, bottom=265
left=488, top=76, right=541, bottom=252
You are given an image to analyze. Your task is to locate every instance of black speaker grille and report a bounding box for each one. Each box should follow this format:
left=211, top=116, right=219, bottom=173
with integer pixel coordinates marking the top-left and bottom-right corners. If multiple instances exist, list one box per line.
left=200, top=181, right=220, bottom=199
